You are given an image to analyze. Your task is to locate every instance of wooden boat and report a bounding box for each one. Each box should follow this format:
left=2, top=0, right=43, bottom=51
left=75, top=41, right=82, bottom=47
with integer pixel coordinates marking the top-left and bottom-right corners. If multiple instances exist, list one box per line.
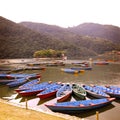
left=83, top=85, right=110, bottom=98
left=61, top=68, right=79, bottom=74
left=72, top=83, right=86, bottom=99
left=61, top=68, right=84, bottom=74
left=46, top=61, right=65, bottom=67
left=0, top=73, right=40, bottom=79
left=45, top=98, right=115, bottom=113
left=27, top=62, right=47, bottom=66
left=19, top=81, right=55, bottom=97
left=15, top=79, right=40, bottom=92
left=56, top=83, right=72, bottom=102
left=0, top=73, right=19, bottom=79
left=72, top=62, right=89, bottom=67
left=26, top=73, right=41, bottom=79
left=24, top=67, right=46, bottom=70
left=19, top=82, right=52, bottom=96
left=6, top=78, right=29, bottom=88
left=37, top=83, right=63, bottom=99
left=0, top=79, right=16, bottom=84
left=93, top=61, right=109, bottom=65
left=107, top=85, right=120, bottom=91
left=71, top=67, right=92, bottom=71
left=93, top=85, right=120, bottom=98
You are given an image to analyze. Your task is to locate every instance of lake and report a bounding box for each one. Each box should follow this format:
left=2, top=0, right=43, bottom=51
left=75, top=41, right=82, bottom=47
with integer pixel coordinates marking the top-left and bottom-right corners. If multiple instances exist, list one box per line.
left=0, top=59, right=120, bottom=120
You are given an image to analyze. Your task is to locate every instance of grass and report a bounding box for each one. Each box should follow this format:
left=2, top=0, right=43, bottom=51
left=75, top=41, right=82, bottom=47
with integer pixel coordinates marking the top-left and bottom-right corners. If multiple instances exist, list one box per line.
left=0, top=100, right=66, bottom=120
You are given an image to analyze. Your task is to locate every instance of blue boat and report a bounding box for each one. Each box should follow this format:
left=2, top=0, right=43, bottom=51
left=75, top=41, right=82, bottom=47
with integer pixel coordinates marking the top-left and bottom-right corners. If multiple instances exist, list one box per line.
left=0, top=73, right=16, bottom=79
left=0, top=79, right=16, bottom=84
left=71, top=67, right=92, bottom=71
left=45, top=98, right=115, bottom=112
left=15, top=79, right=40, bottom=92
left=37, top=83, right=63, bottom=99
left=56, top=83, right=72, bottom=102
left=0, top=73, right=41, bottom=79
left=108, top=85, right=120, bottom=91
left=61, top=68, right=84, bottom=74
left=19, top=82, right=56, bottom=96
left=83, top=85, right=110, bottom=98
left=6, top=78, right=28, bottom=87
left=93, top=85, right=120, bottom=98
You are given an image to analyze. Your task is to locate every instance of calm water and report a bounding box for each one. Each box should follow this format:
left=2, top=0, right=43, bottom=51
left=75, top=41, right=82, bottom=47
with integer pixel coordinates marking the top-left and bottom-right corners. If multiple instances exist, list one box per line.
left=0, top=59, right=120, bottom=120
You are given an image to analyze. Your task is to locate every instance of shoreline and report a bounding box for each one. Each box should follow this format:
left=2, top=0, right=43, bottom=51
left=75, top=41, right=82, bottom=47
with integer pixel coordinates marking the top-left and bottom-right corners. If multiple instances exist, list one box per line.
left=1, top=58, right=119, bottom=120
left=0, top=97, right=87, bottom=120
left=0, top=98, right=65, bottom=120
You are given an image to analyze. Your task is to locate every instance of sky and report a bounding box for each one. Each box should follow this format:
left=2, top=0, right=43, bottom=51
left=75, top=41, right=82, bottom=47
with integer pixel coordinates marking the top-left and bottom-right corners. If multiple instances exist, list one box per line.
left=1, top=0, right=120, bottom=28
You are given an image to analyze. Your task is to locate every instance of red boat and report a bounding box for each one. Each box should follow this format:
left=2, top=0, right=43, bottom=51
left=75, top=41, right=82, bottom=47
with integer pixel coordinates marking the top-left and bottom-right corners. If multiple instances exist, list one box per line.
left=37, top=83, right=63, bottom=99
left=19, top=82, right=52, bottom=96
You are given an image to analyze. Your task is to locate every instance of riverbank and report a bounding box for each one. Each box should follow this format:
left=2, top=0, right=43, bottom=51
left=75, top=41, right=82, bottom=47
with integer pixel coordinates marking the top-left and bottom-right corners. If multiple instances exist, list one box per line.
left=0, top=99, right=66, bottom=120
left=0, top=98, right=86, bottom=120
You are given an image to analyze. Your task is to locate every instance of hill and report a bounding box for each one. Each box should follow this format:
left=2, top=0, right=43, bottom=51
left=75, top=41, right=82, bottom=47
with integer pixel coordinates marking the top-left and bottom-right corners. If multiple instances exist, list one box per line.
left=0, top=17, right=67, bottom=58
left=68, top=23, right=120, bottom=43
left=20, top=21, right=120, bottom=55
left=0, top=16, right=120, bottom=59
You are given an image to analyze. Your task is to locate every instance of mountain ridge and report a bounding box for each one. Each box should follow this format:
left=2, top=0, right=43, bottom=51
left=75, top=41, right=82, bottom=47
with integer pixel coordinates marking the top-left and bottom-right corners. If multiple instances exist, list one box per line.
left=0, top=16, right=120, bottom=59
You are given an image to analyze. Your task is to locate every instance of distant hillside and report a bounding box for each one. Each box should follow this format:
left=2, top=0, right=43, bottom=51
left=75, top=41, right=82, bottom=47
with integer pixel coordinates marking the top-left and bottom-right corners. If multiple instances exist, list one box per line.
left=0, top=17, right=67, bottom=58
left=0, top=16, right=120, bottom=59
left=68, top=23, right=120, bottom=43
left=0, top=16, right=96, bottom=59
left=20, top=21, right=120, bottom=54
left=20, top=22, right=77, bottom=41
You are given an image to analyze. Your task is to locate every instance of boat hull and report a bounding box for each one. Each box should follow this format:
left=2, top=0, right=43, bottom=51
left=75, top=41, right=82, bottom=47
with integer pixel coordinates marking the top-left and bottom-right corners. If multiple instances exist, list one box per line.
left=19, top=89, right=44, bottom=96
left=37, top=91, right=57, bottom=99
left=72, top=84, right=86, bottom=99
left=57, top=91, right=72, bottom=102
left=45, top=98, right=115, bottom=113
left=56, top=84, right=72, bottom=102
left=83, top=85, right=110, bottom=98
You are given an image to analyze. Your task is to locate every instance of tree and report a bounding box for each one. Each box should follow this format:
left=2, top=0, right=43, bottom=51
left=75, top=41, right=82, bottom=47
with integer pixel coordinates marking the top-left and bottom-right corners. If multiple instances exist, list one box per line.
left=33, top=49, right=65, bottom=58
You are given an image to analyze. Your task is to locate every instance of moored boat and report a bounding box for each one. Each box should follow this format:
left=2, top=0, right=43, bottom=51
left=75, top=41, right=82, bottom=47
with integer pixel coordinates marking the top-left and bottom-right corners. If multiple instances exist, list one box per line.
left=6, top=77, right=29, bottom=88
left=19, top=81, right=53, bottom=97
left=72, top=62, right=89, bottom=67
left=45, top=98, right=115, bottom=113
left=15, top=79, right=40, bottom=92
left=37, top=83, right=63, bottom=99
left=0, top=73, right=40, bottom=79
left=72, top=83, right=86, bottom=99
left=83, top=85, right=110, bottom=98
left=56, top=83, right=72, bottom=102
left=61, top=68, right=84, bottom=74
left=24, top=67, right=46, bottom=70
left=71, top=67, right=92, bottom=71
left=93, top=85, right=120, bottom=98
left=0, top=79, right=16, bottom=84
left=93, top=61, right=109, bottom=65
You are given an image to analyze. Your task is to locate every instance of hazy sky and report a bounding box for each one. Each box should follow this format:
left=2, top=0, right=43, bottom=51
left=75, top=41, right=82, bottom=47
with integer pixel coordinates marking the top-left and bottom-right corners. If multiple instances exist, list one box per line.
left=1, top=0, right=120, bottom=27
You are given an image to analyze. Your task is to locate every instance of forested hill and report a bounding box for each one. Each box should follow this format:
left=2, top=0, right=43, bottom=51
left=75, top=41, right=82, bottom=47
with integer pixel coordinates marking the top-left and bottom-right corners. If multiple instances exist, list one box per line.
left=21, top=22, right=120, bottom=43
left=20, top=22, right=77, bottom=41
left=0, top=17, right=67, bottom=58
left=0, top=16, right=120, bottom=59
left=68, top=23, right=120, bottom=43
left=20, top=21, right=120, bottom=54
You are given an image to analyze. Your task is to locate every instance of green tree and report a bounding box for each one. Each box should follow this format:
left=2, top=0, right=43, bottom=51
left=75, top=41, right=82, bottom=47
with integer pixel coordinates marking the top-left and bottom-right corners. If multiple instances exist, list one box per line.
left=33, top=49, right=65, bottom=58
